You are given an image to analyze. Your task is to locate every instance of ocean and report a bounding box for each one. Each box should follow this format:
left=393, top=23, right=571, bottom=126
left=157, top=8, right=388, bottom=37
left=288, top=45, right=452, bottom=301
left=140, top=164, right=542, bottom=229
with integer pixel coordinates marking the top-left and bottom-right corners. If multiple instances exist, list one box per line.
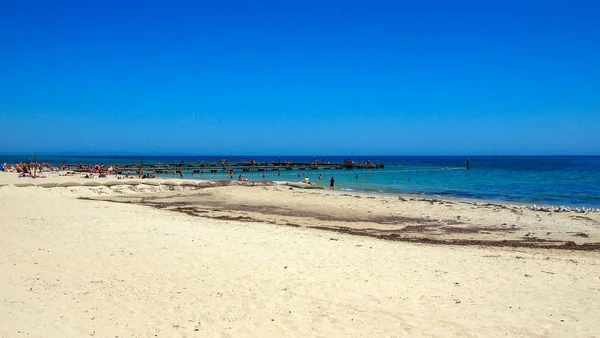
left=2, top=155, right=599, bottom=208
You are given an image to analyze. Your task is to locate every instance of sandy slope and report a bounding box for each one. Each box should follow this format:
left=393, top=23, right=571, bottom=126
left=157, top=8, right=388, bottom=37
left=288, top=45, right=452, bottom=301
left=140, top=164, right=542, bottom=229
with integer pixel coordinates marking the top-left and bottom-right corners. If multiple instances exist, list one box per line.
left=1, top=182, right=599, bottom=337
left=92, top=184, right=600, bottom=249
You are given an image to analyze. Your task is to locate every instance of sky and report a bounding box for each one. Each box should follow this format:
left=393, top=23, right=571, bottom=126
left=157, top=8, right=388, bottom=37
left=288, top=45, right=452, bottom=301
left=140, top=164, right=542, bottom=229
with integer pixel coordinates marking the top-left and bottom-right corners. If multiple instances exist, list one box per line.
left=0, top=0, right=599, bottom=156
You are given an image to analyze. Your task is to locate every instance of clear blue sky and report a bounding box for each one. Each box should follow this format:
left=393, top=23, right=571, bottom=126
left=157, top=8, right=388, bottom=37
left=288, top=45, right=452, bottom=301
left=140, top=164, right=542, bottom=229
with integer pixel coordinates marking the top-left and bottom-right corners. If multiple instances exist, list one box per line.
left=0, top=0, right=598, bottom=155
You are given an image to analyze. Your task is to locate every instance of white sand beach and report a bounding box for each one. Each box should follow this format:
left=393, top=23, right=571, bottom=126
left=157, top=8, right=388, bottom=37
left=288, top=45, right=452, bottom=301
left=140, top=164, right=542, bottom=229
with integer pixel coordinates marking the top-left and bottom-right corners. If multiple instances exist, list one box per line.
left=1, top=173, right=599, bottom=337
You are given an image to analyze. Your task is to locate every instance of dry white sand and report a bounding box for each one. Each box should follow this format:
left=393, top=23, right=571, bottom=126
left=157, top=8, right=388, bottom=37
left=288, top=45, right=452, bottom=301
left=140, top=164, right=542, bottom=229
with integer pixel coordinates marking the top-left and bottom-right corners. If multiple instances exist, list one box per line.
left=1, top=175, right=599, bottom=337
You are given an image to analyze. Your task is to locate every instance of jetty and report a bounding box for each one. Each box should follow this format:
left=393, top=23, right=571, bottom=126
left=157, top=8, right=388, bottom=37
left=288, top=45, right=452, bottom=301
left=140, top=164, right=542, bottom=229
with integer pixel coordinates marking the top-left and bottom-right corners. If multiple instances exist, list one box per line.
left=64, top=159, right=385, bottom=175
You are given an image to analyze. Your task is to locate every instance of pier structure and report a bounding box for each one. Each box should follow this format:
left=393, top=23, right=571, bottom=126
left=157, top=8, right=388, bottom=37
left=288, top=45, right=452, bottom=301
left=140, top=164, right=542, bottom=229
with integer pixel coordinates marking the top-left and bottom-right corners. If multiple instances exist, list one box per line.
left=65, top=159, right=385, bottom=175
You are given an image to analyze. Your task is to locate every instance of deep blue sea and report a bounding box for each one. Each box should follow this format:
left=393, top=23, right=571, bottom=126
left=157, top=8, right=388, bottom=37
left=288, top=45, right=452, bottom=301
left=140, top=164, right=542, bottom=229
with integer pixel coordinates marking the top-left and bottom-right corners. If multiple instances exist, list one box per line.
left=2, top=155, right=599, bottom=208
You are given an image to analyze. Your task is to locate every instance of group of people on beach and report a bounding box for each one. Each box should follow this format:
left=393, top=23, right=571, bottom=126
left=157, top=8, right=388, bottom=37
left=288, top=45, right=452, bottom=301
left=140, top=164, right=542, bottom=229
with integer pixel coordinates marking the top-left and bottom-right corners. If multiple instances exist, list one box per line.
left=2, top=161, right=55, bottom=178
left=82, top=163, right=161, bottom=179
left=4, top=160, right=163, bottom=180
left=9, top=162, right=55, bottom=175
left=4, top=160, right=338, bottom=190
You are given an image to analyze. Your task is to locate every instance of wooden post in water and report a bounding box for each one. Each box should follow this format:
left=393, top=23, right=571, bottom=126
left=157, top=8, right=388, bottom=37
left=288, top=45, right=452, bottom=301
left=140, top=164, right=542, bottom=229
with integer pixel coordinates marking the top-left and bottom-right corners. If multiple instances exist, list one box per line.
left=466, top=158, right=471, bottom=170
left=33, top=152, right=38, bottom=177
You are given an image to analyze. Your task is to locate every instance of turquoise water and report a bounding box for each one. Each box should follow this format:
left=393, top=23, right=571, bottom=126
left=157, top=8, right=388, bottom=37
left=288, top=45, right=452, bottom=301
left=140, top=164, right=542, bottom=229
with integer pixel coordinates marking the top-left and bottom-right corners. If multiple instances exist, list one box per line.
left=2, top=155, right=599, bottom=208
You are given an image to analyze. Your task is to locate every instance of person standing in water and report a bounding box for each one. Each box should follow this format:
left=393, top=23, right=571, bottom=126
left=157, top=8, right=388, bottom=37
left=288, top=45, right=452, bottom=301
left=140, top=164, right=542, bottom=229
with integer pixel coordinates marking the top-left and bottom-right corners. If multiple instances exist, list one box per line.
left=330, top=176, right=335, bottom=190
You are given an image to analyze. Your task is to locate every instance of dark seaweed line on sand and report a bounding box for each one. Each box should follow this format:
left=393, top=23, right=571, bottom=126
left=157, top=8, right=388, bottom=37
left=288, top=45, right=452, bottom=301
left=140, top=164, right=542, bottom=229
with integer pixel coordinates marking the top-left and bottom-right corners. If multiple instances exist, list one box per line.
left=309, top=226, right=600, bottom=252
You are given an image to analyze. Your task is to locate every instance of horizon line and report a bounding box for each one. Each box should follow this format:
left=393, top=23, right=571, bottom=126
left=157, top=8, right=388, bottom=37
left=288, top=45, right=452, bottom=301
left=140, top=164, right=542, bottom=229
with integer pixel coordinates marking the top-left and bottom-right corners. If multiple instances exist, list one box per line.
left=1, top=153, right=599, bottom=157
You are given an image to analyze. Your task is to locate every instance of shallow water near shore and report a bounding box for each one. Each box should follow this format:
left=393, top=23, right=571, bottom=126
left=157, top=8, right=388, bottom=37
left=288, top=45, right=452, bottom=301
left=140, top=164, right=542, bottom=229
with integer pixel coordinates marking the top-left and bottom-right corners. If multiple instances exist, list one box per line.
left=2, top=155, right=599, bottom=208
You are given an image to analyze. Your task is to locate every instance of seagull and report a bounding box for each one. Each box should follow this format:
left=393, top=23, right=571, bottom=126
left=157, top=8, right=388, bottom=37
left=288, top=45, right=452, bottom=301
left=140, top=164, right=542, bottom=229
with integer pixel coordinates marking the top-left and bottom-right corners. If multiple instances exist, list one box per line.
left=525, top=232, right=531, bottom=237
left=468, top=216, right=472, bottom=222
left=457, top=215, right=462, bottom=220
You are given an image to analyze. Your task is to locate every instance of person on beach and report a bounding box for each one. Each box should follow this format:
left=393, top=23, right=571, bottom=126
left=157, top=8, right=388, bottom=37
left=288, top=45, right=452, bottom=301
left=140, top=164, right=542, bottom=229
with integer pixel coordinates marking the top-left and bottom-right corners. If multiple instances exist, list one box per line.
left=138, top=166, right=143, bottom=178
left=330, top=177, right=335, bottom=190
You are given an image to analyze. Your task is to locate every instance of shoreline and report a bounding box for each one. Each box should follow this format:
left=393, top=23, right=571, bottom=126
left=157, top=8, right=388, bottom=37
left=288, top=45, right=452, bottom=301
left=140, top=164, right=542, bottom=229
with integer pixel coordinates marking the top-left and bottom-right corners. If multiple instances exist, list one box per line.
left=2, top=171, right=599, bottom=214
left=4, top=155, right=600, bottom=211
left=187, top=172, right=600, bottom=210
left=338, top=188, right=600, bottom=214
